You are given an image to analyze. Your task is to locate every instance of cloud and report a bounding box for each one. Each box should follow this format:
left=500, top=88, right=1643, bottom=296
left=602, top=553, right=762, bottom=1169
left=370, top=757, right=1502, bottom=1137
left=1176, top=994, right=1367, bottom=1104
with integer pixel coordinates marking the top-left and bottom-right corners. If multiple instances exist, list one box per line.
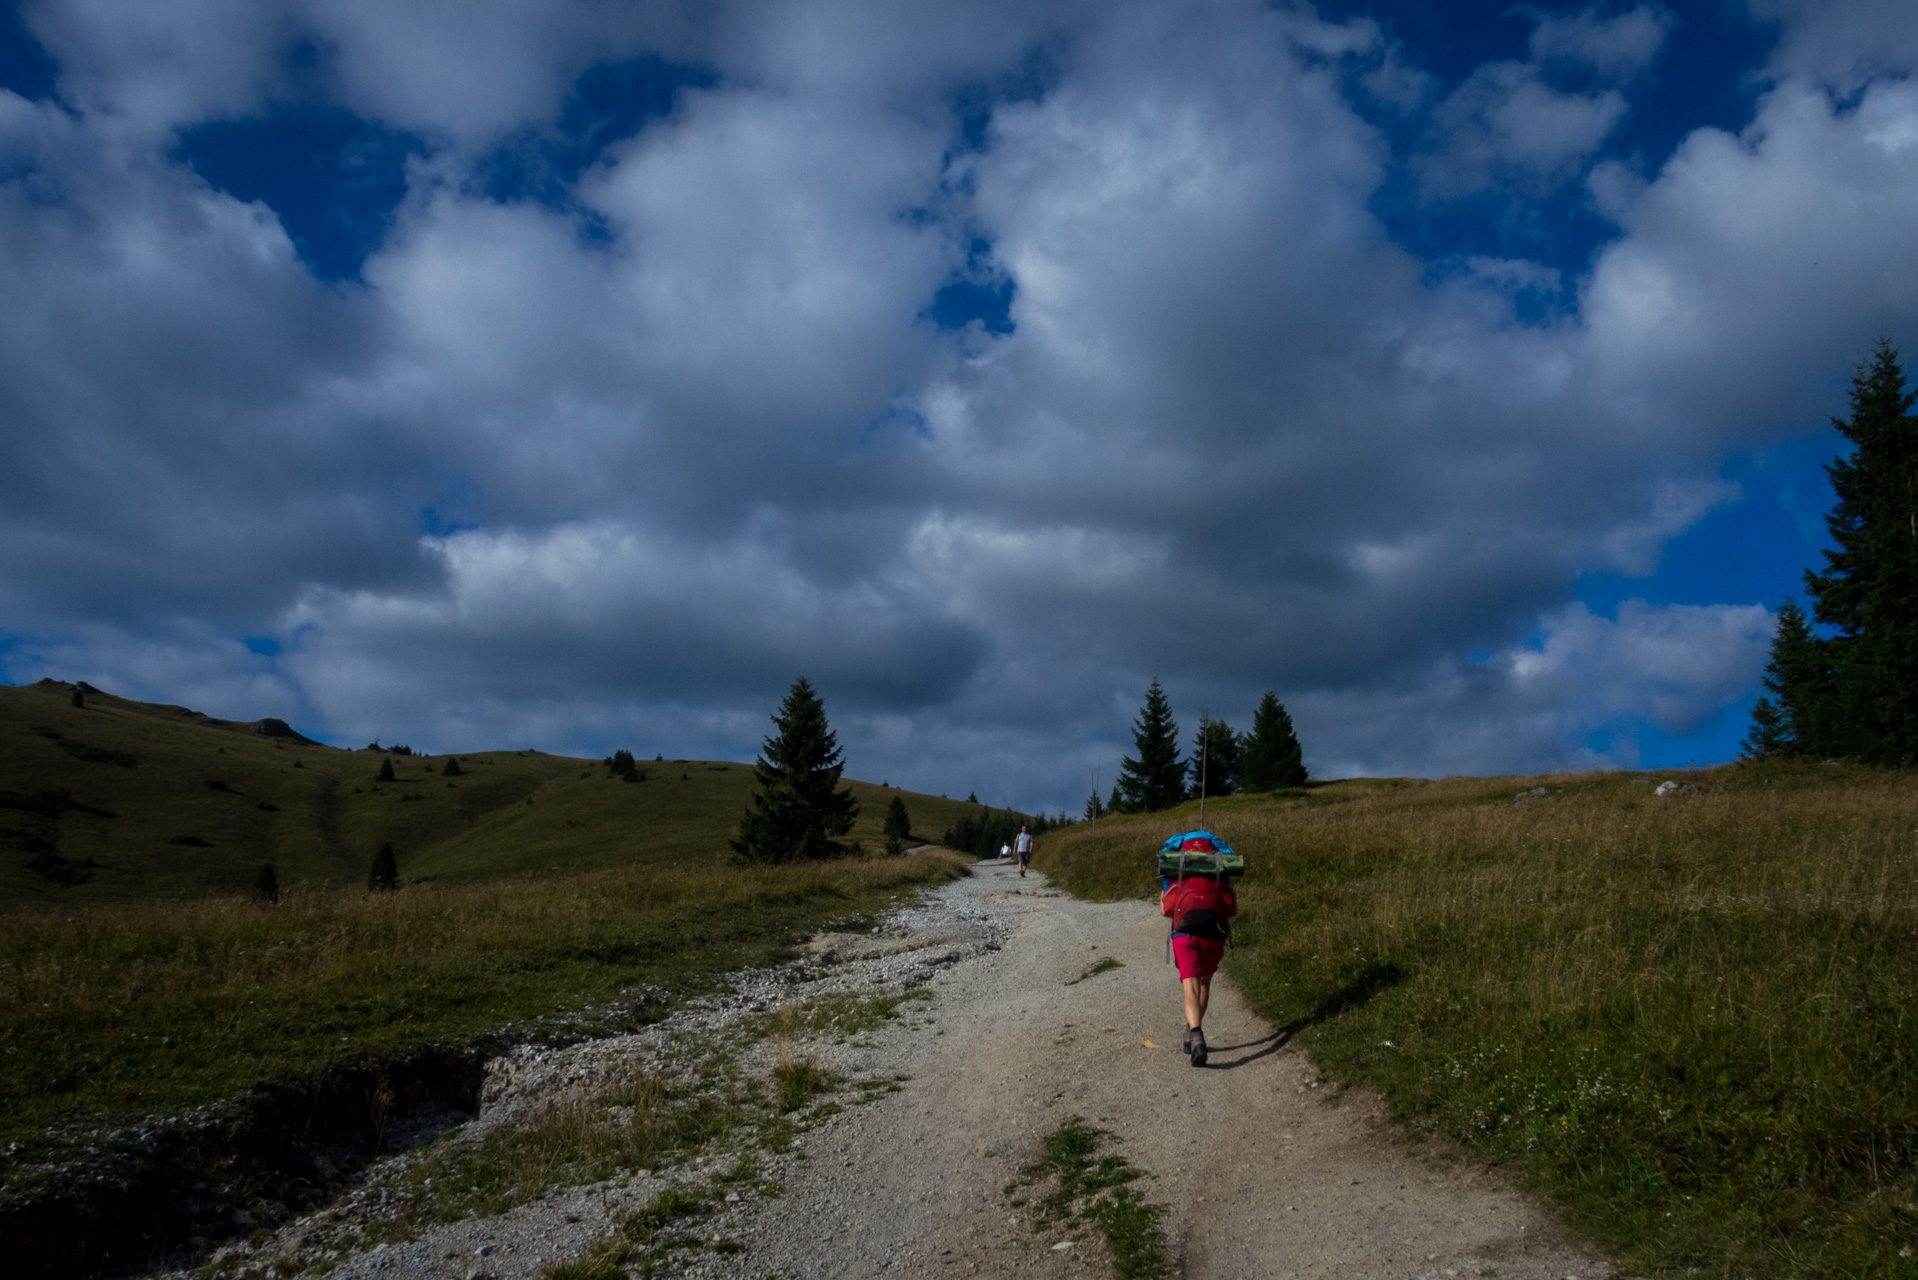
left=1419, top=61, right=1627, bottom=199
left=1529, top=5, right=1673, bottom=83
left=3, top=0, right=1918, bottom=811
left=1299, top=599, right=1775, bottom=779
left=1754, top=0, right=1918, bottom=93
left=1578, top=75, right=1918, bottom=444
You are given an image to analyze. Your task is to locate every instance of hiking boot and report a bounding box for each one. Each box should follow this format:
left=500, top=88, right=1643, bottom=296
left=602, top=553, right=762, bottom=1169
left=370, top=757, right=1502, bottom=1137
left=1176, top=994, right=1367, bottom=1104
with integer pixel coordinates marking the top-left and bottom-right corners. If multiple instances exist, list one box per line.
left=1181, top=1027, right=1195, bottom=1055
left=1189, top=1029, right=1207, bottom=1067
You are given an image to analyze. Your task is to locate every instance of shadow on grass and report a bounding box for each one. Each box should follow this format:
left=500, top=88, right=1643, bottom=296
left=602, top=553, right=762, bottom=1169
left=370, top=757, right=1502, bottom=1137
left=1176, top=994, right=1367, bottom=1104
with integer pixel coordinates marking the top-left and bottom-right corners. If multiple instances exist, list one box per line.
left=1200, top=1025, right=1289, bottom=1070
left=1296, top=960, right=1406, bottom=1027
left=1205, top=960, right=1406, bottom=1070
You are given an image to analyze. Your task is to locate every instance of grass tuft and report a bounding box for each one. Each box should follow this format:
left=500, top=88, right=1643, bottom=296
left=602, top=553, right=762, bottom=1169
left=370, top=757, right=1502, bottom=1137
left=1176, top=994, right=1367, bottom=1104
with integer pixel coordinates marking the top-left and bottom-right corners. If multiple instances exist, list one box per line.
left=1014, top=1118, right=1167, bottom=1280
left=772, top=1058, right=837, bottom=1114
left=1066, top=956, right=1124, bottom=985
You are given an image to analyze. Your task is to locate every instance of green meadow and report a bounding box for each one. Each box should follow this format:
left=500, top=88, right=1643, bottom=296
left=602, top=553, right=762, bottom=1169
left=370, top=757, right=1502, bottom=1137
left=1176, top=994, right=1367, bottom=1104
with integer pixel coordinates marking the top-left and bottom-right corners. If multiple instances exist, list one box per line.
left=1038, top=764, right=1918, bottom=1280
left=0, top=679, right=979, bottom=1157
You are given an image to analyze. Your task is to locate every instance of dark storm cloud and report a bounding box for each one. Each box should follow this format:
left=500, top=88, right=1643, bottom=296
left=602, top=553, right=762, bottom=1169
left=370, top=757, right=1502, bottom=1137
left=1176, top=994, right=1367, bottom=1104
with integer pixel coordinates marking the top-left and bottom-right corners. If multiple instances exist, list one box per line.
left=3, top=0, right=1918, bottom=807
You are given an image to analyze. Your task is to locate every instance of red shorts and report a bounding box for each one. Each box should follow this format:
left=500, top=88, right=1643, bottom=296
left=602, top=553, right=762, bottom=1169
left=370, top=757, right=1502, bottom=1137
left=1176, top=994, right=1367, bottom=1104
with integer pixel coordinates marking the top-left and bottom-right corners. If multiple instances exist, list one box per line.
left=1172, top=935, right=1224, bottom=981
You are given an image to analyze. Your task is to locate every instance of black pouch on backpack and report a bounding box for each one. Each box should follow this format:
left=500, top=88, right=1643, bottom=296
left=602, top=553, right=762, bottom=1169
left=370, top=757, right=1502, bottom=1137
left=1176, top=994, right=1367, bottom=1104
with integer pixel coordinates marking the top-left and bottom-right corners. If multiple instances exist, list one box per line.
left=1175, top=907, right=1230, bottom=940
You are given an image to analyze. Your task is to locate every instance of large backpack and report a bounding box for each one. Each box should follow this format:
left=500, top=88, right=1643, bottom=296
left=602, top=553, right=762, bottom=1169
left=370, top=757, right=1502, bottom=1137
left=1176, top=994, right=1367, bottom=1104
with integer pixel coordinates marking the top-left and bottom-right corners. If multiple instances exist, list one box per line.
left=1168, top=876, right=1232, bottom=940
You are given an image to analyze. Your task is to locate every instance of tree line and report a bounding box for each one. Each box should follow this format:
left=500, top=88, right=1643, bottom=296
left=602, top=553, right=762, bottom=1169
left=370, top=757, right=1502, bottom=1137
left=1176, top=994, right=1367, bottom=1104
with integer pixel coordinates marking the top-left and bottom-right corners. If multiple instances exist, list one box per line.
left=1745, top=341, right=1918, bottom=764
left=939, top=807, right=1070, bottom=859
left=1100, top=681, right=1307, bottom=816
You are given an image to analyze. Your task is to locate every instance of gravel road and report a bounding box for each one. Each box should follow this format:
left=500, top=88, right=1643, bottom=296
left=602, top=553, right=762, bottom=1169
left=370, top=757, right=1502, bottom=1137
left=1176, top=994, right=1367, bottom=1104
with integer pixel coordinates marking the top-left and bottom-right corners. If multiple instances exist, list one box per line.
left=204, top=860, right=1616, bottom=1280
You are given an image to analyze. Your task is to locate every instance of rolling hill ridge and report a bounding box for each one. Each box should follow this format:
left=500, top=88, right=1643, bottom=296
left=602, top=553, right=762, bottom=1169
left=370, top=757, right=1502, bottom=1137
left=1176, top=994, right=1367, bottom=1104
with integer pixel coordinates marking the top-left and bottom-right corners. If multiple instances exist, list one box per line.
left=0, top=679, right=983, bottom=908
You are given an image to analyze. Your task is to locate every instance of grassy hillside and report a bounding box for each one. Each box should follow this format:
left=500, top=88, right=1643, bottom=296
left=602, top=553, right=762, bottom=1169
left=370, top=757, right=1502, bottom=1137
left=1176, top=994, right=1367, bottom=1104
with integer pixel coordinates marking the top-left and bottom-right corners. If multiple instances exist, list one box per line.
left=0, top=678, right=993, bottom=1160
left=0, top=679, right=983, bottom=907
left=1036, top=766, right=1918, bottom=1280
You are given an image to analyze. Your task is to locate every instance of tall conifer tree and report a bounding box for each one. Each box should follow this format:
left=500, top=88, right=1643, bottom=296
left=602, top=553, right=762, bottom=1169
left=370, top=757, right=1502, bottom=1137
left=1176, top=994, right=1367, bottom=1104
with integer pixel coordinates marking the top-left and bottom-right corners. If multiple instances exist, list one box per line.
left=1116, top=679, right=1186, bottom=812
left=731, top=677, right=860, bottom=862
left=1802, top=341, right=1918, bottom=763
left=882, top=794, right=912, bottom=855
left=1188, top=716, right=1242, bottom=798
left=1240, top=692, right=1306, bottom=790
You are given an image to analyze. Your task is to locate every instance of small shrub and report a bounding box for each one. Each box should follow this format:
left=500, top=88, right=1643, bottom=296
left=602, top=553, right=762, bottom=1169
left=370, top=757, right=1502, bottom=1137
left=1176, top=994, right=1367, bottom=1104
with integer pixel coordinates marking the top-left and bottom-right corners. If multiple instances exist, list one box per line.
left=377, top=758, right=396, bottom=783
left=368, top=842, right=399, bottom=891
left=253, top=864, right=280, bottom=903
left=442, top=757, right=462, bottom=777
left=57, top=738, right=136, bottom=767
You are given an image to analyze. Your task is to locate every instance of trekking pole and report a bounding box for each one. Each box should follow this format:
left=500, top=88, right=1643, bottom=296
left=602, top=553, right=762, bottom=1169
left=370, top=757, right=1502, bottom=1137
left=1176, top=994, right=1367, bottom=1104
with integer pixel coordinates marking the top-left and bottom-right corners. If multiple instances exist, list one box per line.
left=1198, top=711, right=1208, bottom=827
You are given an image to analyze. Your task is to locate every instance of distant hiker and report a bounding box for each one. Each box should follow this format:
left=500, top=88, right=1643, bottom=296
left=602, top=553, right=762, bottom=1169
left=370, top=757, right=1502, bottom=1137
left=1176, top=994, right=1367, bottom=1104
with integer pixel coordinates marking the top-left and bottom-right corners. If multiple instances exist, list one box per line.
left=1000, top=841, right=1011, bottom=862
left=1161, top=856, right=1237, bottom=1067
left=1014, top=826, right=1034, bottom=877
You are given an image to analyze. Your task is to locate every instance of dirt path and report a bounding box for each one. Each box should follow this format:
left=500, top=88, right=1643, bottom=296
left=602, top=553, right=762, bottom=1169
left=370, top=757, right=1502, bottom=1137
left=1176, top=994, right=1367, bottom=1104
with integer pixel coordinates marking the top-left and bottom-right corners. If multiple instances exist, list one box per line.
left=734, top=862, right=1611, bottom=1280
left=212, top=862, right=1616, bottom=1280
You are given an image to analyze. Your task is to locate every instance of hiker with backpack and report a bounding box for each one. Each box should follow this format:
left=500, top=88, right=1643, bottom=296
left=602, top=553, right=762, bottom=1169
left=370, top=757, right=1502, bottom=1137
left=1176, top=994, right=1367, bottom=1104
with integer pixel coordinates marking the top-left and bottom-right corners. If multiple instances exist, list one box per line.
left=1160, top=835, right=1237, bottom=1067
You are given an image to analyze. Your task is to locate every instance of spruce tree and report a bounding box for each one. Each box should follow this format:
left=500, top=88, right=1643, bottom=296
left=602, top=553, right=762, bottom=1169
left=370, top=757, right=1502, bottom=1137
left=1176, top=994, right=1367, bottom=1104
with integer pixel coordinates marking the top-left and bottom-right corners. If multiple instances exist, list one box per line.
left=1116, top=679, right=1186, bottom=812
left=367, top=843, right=399, bottom=891
left=1240, top=692, right=1307, bottom=790
left=1188, top=716, right=1242, bottom=798
left=1802, top=341, right=1918, bottom=763
left=252, top=863, right=280, bottom=903
left=1740, top=697, right=1791, bottom=760
left=731, top=677, right=860, bottom=862
left=377, top=757, right=395, bottom=782
left=1743, top=599, right=1833, bottom=758
left=883, top=794, right=913, bottom=856
left=1106, top=782, right=1125, bottom=815
left=442, top=756, right=462, bottom=777
left=1083, top=788, right=1104, bottom=822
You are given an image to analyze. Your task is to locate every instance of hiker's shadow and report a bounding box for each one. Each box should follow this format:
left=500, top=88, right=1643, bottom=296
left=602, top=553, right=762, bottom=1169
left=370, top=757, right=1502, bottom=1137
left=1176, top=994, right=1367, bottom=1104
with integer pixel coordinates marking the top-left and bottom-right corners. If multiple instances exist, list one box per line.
left=1201, top=1026, right=1289, bottom=1069
left=1203, top=961, right=1407, bottom=1070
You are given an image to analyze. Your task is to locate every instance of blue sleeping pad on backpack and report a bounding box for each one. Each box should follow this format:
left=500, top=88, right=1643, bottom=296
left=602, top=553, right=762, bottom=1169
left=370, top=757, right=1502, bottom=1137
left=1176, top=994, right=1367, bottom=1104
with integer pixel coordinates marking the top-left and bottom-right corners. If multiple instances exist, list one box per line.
left=1156, top=830, right=1243, bottom=877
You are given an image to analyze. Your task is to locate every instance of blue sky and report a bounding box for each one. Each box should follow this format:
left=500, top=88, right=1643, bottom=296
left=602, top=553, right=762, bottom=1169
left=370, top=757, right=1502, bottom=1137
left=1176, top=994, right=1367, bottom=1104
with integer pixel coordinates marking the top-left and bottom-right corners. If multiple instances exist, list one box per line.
left=3, top=0, right=1916, bottom=808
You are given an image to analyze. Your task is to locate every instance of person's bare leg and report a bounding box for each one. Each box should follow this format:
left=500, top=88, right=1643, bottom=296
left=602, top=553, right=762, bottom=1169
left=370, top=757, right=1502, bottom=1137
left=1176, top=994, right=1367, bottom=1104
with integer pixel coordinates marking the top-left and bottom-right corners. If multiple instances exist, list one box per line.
left=1182, top=976, right=1205, bottom=1030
